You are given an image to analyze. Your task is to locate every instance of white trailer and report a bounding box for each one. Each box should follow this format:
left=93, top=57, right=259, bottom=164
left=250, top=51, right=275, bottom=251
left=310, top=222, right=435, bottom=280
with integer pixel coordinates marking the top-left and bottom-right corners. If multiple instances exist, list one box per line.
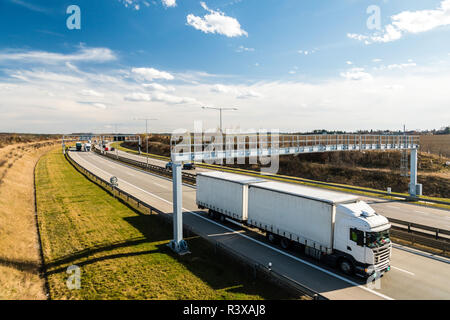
left=247, top=181, right=357, bottom=256
left=197, top=172, right=392, bottom=278
left=196, top=171, right=265, bottom=222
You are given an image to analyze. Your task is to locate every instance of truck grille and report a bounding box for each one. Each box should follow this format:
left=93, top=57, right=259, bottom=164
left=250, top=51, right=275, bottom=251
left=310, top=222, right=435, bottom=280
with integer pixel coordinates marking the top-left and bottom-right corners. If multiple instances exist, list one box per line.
left=372, top=244, right=391, bottom=272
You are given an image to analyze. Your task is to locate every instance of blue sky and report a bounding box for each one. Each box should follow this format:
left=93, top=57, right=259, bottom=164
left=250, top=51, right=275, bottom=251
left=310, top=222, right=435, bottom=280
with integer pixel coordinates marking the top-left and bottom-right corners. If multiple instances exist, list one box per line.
left=0, top=0, right=450, bottom=133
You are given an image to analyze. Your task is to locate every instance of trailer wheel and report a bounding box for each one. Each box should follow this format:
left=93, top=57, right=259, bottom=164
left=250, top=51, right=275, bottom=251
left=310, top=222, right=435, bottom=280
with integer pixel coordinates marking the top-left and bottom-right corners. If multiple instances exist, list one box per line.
left=338, top=258, right=354, bottom=275
left=219, top=214, right=226, bottom=223
left=266, top=233, right=278, bottom=244
left=208, top=209, right=214, bottom=218
left=280, top=238, right=291, bottom=250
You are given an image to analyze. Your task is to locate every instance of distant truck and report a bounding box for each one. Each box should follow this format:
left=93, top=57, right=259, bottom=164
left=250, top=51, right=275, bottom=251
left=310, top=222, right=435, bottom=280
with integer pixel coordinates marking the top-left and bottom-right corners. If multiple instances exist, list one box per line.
left=76, top=142, right=83, bottom=151
left=85, top=143, right=91, bottom=152
left=196, top=171, right=392, bottom=278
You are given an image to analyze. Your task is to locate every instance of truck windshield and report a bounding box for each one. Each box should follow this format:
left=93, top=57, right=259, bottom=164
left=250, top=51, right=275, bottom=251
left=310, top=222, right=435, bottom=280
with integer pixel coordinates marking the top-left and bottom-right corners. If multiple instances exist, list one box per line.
left=366, top=229, right=390, bottom=248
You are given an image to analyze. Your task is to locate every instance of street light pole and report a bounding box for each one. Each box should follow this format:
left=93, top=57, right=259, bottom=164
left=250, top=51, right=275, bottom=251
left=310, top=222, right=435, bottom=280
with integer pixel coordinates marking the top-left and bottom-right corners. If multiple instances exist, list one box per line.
left=134, top=118, right=157, bottom=168
left=202, top=106, right=238, bottom=132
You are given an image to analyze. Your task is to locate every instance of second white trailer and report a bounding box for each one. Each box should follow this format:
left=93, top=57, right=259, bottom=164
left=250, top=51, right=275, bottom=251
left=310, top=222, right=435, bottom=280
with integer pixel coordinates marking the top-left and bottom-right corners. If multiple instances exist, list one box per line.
left=247, top=181, right=359, bottom=255
left=196, top=171, right=265, bottom=222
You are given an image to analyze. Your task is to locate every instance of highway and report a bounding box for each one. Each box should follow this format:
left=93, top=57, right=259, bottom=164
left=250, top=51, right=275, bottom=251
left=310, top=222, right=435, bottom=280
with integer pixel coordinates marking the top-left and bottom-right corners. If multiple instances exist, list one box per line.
left=70, top=150, right=450, bottom=300
left=107, top=147, right=450, bottom=230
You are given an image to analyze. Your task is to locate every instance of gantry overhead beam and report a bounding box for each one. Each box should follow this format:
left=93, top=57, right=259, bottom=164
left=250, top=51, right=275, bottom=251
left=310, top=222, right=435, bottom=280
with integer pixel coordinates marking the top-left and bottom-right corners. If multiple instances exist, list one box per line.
left=168, top=133, right=421, bottom=254
left=170, top=134, right=419, bottom=162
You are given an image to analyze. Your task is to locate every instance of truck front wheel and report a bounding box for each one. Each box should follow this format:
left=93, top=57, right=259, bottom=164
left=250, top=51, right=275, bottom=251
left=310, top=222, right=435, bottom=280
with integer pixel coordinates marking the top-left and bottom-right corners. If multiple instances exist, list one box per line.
left=338, top=258, right=354, bottom=275
left=266, top=232, right=279, bottom=244
left=280, top=238, right=291, bottom=249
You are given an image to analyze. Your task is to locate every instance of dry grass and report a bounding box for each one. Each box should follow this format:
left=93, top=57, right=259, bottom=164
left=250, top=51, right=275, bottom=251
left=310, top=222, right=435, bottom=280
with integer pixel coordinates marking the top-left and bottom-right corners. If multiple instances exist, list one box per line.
left=0, top=141, right=57, bottom=300
left=420, top=134, right=450, bottom=158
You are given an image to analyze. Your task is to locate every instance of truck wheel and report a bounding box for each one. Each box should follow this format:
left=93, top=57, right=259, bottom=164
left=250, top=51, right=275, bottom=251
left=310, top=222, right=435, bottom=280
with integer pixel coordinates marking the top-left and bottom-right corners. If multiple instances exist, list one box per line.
left=338, top=258, right=354, bottom=275
left=266, top=233, right=278, bottom=244
left=219, top=214, right=226, bottom=223
left=280, top=238, right=291, bottom=250
left=208, top=209, right=214, bottom=218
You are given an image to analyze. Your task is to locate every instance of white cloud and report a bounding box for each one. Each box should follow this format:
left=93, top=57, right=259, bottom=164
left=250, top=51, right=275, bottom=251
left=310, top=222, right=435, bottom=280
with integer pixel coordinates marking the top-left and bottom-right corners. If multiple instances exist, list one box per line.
left=162, top=0, right=176, bottom=7
left=298, top=49, right=317, bottom=55
left=131, top=67, right=174, bottom=81
left=124, top=92, right=151, bottom=101
left=210, top=84, right=262, bottom=98
left=119, top=0, right=143, bottom=10
left=372, top=58, right=383, bottom=63
left=346, top=61, right=353, bottom=65
left=237, top=90, right=262, bottom=99
left=124, top=91, right=199, bottom=105
left=186, top=2, right=248, bottom=37
left=142, top=83, right=175, bottom=92
left=151, top=92, right=199, bottom=104
left=10, top=70, right=85, bottom=83
left=340, top=68, right=373, bottom=81
left=92, top=103, right=107, bottom=109
left=80, top=89, right=104, bottom=97
left=236, top=45, right=254, bottom=52
left=0, top=47, right=117, bottom=64
left=374, top=60, right=417, bottom=71
left=348, top=0, right=450, bottom=44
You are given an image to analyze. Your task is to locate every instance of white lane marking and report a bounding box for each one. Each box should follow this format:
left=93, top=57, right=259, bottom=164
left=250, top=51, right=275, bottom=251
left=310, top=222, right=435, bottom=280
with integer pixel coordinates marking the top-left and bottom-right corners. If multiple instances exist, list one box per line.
left=390, top=266, right=415, bottom=276
left=208, top=231, right=245, bottom=237
left=152, top=182, right=168, bottom=190
left=386, top=205, right=398, bottom=209
left=76, top=157, right=394, bottom=300
left=414, top=210, right=429, bottom=215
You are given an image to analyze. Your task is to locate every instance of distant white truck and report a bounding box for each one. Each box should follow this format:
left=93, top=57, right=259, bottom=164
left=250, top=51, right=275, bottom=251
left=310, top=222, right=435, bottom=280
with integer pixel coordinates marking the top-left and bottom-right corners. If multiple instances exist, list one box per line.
left=196, top=171, right=392, bottom=278
left=85, top=142, right=91, bottom=152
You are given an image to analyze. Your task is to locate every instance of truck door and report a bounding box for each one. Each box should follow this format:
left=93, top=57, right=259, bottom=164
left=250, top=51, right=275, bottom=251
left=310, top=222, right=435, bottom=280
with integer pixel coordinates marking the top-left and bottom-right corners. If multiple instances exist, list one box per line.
left=348, top=228, right=365, bottom=262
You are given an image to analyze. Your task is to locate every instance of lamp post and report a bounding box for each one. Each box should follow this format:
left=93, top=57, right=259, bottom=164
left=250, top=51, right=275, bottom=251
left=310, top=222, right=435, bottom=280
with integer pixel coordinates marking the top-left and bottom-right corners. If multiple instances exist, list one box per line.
left=134, top=118, right=158, bottom=167
left=202, top=106, right=238, bottom=132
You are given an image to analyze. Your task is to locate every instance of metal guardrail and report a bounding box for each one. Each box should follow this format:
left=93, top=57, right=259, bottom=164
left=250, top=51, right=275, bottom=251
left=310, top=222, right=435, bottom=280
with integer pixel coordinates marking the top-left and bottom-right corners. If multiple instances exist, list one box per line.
left=91, top=147, right=450, bottom=255
left=66, top=150, right=326, bottom=300
left=389, top=218, right=449, bottom=254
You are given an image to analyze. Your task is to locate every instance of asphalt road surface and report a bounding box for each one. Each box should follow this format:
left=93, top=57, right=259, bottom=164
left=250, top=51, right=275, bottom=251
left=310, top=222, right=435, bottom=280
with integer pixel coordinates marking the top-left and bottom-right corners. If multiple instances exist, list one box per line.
left=70, top=150, right=450, bottom=300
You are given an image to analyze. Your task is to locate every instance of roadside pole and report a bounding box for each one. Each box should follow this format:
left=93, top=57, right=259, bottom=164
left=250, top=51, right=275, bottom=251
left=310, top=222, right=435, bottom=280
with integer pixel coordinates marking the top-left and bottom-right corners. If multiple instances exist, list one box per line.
left=168, top=162, right=189, bottom=254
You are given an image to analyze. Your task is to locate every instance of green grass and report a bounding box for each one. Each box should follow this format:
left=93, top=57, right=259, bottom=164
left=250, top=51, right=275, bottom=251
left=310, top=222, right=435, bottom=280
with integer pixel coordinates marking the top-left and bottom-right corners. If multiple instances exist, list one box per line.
left=35, top=149, right=299, bottom=300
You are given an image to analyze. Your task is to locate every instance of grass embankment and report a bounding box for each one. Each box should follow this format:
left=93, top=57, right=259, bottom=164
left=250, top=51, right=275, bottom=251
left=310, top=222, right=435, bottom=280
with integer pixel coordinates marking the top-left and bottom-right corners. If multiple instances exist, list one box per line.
left=0, top=141, right=57, bottom=299
left=36, top=149, right=299, bottom=300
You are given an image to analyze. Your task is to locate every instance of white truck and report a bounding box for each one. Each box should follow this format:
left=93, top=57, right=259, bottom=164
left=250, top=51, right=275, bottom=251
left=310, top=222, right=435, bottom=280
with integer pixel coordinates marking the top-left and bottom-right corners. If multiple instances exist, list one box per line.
left=196, top=171, right=392, bottom=278
left=85, top=142, right=91, bottom=152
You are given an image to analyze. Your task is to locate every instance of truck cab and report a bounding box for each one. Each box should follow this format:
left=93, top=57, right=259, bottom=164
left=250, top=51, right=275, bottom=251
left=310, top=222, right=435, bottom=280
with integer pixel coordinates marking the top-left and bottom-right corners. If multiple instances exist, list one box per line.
left=333, top=201, right=391, bottom=278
